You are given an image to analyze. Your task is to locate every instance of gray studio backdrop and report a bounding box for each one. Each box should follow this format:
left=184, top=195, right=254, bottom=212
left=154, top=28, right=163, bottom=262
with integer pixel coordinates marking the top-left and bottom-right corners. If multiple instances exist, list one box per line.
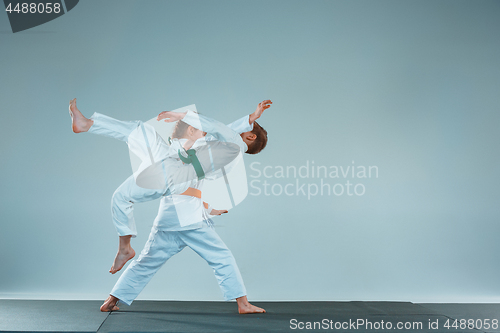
left=1, top=0, right=499, bottom=302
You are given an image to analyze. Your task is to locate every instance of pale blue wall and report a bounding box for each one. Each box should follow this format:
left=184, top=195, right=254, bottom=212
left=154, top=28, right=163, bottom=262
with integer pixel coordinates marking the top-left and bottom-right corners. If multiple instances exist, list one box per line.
left=1, top=0, right=499, bottom=302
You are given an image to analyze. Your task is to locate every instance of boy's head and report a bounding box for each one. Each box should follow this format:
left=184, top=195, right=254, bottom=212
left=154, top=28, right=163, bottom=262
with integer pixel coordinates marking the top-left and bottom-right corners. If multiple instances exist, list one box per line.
left=241, top=121, right=268, bottom=155
left=171, top=120, right=190, bottom=139
left=172, top=119, right=268, bottom=155
left=172, top=120, right=205, bottom=141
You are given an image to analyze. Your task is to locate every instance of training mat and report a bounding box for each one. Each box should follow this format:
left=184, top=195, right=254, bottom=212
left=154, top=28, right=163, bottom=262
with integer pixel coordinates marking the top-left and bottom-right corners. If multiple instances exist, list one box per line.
left=98, top=301, right=450, bottom=333
left=1, top=300, right=498, bottom=332
left=0, top=300, right=108, bottom=332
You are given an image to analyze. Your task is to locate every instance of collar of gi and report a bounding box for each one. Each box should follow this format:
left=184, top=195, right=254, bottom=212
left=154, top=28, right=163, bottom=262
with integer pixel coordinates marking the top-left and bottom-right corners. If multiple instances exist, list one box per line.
left=178, top=148, right=205, bottom=180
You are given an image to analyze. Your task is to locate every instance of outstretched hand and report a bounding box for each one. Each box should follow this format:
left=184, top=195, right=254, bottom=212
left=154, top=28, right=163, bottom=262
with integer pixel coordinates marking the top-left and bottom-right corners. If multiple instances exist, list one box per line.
left=250, top=100, right=272, bottom=124
left=210, top=209, right=228, bottom=216
left=157, top=111, right=187, bottom=122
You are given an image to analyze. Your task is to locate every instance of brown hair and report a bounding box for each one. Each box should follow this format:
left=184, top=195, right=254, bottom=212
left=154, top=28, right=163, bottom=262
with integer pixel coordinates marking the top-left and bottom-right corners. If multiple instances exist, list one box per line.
left=246, top=121, right=268, bottom=155
left=171, top=120, right=190, bottom=139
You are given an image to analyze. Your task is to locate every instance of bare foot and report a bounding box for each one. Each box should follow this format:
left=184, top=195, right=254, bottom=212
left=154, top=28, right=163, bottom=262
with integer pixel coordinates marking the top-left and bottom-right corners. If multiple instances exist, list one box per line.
left=100, top=295, right=120, bottom=312
left=69, top=98, right=93, bottom=133
left=109, top=247, right=135, bottom=274
left=236, top=296, right=266, bottom=314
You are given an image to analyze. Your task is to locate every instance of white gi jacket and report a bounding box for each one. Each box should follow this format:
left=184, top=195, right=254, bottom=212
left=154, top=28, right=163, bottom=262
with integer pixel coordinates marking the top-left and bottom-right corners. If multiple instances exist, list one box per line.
left=153, top=113, right=253, bottom=231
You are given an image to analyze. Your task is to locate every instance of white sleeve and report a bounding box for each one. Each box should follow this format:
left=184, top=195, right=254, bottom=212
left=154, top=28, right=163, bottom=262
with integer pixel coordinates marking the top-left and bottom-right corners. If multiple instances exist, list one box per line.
left=182, top=110, right=247, bottom=152
left=204, top=202, right=214, bottom=215
left=226, top=115, right=253, bottom=134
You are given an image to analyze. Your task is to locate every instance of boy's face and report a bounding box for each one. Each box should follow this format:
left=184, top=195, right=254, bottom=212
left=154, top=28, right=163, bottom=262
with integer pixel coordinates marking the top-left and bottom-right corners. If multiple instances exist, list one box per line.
left=188, top=127, right=206, bottom=141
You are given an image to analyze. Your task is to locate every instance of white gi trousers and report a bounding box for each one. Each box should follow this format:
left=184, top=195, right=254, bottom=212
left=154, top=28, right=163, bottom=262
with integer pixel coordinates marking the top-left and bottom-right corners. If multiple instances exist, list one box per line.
left=110, top=225, right=247, bottom=304
left=87, top=112, right=247, bottom=302
left=88, top=112, right=167, bottom=237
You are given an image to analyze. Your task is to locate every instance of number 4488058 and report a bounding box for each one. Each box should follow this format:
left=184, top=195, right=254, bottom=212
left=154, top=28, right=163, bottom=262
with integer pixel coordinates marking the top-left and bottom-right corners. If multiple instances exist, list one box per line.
left=444, top=318, right=498, bottom=330
left=5, top=3, right=62, bottom=14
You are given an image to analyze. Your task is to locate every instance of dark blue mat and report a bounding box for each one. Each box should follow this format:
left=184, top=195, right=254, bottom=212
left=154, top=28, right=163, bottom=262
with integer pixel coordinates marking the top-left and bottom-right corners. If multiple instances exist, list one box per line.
left=0, top=300, right=108, bottom=333
left=1, top=300, right=498, bottom=332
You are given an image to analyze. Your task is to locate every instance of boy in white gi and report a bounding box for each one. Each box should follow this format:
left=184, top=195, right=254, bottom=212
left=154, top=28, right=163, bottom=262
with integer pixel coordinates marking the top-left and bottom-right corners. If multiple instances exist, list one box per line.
left=69, top=99, right=270, bottom=314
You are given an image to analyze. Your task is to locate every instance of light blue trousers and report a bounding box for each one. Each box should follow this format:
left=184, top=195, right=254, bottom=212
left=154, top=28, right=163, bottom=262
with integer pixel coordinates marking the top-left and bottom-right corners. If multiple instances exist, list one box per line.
left=88, top=112, right=247, bottom=302
left=110, top=226, right=247, bottom=304
left=88, top=112, right=168, bottom=237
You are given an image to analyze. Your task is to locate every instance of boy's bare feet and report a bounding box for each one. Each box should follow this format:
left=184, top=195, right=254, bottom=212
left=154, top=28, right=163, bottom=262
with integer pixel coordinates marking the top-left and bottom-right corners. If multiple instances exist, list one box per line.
left=236, top=296, right=266, bottom=314
left=69, top=98, right=93, bottom=133
left=109, top=247, right=135, bottom=274
left=100, top=295, right=120, bottom=312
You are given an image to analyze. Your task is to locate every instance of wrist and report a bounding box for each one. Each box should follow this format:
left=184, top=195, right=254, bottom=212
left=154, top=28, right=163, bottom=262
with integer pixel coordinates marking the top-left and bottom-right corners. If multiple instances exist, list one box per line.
left=249, top=112, right=258, bottom=124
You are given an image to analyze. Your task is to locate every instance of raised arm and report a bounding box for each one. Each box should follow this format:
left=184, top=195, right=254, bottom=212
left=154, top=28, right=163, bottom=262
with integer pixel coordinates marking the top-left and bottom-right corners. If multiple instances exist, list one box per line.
left=226, top=114, right=252, bottom=134
left=225, top=100, right=272, bottom=133
left=249, top=100, right=272, bottom=125
left=157, top=110, right=247, bottom=151
left=157, top=99, right=272, bottom=151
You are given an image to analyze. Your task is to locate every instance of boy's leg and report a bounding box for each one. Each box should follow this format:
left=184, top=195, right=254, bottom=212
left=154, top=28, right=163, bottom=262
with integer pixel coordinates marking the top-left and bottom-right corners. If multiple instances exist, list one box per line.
left=70, top=98, right=139, bottom=140
left=101, top=228, right=186, bottom=311
left=235, top=296, right=265, bottom=314
left=69, top=99, right=169, bottom=272
left=111, top=235, right=134, bottom=275
left=109, top=175, right=167, bottom=273
left=111, top=175, right=167, bottom=238
left=70, top=99, right=243, bottom=192
left=69, top=98, right=93, bottom=133
left=69, top=98, right=170, bottom=166
left=180, top=227, right=265, bottom=314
